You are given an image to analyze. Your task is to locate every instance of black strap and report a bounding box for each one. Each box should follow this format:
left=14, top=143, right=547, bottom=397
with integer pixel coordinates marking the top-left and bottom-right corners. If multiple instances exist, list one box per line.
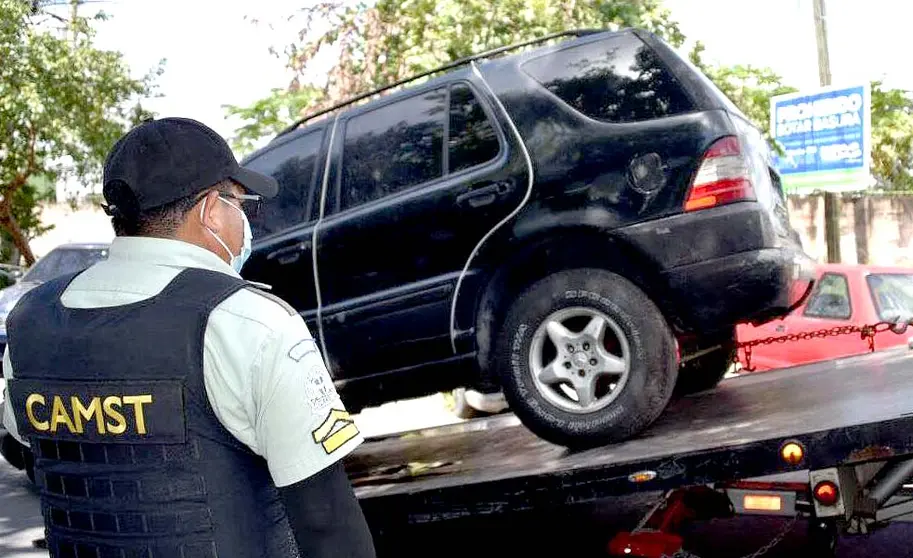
left=153, top=268, right=249, bottom=312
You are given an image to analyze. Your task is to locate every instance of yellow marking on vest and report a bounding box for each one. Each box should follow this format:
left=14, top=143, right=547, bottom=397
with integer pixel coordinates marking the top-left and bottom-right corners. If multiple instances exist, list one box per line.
left=122, top=395, right=153, bottom=435
left=50, top=396, right=76, bottom=434
left=21, top=393, right=154, bottom=436
left=25, top=394, right=48, bottom=431
left=103, top=396, right=127, bottom=435
left=311, top=408, right=359, bottom=454
left=71, top=396, right=105, bottom=435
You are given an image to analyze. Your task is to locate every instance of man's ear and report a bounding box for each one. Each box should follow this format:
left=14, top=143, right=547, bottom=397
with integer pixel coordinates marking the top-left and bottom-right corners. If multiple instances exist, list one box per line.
left=198, top=190, right=224, bottom=232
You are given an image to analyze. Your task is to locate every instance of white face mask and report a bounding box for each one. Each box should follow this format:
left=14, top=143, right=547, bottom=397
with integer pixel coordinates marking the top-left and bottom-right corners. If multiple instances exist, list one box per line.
left=200, top=196, right=252, bottom=273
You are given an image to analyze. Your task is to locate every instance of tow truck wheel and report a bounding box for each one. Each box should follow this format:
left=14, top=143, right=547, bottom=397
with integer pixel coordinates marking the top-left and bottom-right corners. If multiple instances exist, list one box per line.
left=494, top=268, right=677, bottom=448
left=808, top=518, right=838, bottom=557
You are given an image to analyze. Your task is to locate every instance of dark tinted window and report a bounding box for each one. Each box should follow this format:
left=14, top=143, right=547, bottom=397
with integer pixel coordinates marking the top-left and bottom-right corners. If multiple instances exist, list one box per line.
left=522, top=34, right=694, bottom=123
left=24, top=247, right=108, bottom=283
left=341, top=88, right=446, bottom=211
left=244, top=130, right=323, bottom=237
left=804, top=273, right=851, bottom=319
left=449, top=83, right=500, bottom=172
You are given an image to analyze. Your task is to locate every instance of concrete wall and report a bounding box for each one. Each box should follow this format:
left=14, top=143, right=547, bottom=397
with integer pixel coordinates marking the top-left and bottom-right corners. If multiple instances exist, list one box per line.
left=30, top=203, right=115, bottom=259
left=23, top=195, right=913, bottom=267
left=788, top=194, right=913, bottom=266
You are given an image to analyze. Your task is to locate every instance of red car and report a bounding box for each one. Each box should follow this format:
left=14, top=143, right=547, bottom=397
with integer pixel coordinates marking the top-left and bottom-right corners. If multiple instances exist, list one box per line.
left=736, top=264, right=913, bottom=371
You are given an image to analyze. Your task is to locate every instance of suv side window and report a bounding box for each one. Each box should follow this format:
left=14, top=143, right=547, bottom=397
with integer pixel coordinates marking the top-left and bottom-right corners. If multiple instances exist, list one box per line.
left=337, top=83, right=502, bottom=212
left=449, top=83, right=500, bottom=173
left=521, top=34, right=694, bottom=123
left=244, top=130, right=323, bottom=237
left=340, top=88, right=447, bottom=211
left=804, top=273, right=852, bottom=319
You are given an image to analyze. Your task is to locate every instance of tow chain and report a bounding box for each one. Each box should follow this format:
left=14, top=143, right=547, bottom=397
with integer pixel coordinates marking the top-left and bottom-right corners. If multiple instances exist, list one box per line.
left=665, top=514, right=800, bottom=558
left=734, top=319, right=911, bottom=372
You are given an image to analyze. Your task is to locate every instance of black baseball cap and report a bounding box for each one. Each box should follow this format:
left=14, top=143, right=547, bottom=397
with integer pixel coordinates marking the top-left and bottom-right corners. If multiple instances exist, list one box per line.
left=102, top=117, right=277, bottom=215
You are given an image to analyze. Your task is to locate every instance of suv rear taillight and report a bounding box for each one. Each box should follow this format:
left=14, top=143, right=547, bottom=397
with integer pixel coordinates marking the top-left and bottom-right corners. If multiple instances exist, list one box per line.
left=684, top=136, right=755, bottom=212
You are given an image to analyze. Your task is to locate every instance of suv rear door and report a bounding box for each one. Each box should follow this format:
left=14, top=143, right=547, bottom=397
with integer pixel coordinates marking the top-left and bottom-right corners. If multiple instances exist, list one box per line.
left=315, top=77, right=519, bottom=380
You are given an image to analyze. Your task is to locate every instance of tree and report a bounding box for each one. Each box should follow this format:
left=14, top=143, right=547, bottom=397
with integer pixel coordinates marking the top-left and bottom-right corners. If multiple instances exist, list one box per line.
left=689, top=42, right=797, bottom=146
left=225, top=0, right=684, bottom=156
left=870, top=81, right=913, bottom=191
left=228, top=3, right=913, bottom=193
left=0, top=0, right=161, bottom=264
left=223, top=86, right=323, bottom=156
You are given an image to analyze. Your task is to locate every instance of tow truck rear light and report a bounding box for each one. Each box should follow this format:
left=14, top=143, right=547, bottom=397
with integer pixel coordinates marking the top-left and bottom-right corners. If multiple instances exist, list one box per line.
left=742, top=494, right=783, bottom=512
left=780, top=441, right=805, bottom=466
left=684, top=136, right=755, bottom=212
left=813, top=481, right=840, bottom=506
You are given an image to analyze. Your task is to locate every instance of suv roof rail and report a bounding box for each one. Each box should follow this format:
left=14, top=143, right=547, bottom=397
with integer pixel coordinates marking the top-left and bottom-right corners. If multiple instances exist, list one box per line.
left=275, top=28, right=605, bottom=138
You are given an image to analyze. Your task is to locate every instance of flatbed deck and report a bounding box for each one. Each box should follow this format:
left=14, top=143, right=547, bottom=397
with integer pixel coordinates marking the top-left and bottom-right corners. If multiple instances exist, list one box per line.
left=345, top=348, right=913, bottom=526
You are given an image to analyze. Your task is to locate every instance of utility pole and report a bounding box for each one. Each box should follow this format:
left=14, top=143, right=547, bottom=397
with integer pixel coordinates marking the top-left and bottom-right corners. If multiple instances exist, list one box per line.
left=69, top=0, right=80, bottom=44
left=814, top=0, right=841, bottom=263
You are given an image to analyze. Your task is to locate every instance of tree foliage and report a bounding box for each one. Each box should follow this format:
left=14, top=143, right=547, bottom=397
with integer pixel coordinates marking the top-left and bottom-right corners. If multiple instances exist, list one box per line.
left=0, top=0, right=160, bottom=264
left=229, top=2, right=913, bottom=192
left=226, top=0, right=684, bottom=157
left=689, top=42, right=798, bottom=146
left=870, top=81, right=913, bottom=191
left=224, top=86, right=323, bottom=156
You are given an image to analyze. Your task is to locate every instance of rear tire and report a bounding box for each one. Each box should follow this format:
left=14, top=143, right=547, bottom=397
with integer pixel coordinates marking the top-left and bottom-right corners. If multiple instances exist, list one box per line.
left=493, top=268, right=677, bottom=448
left=676, top=330, right=737, bottom=396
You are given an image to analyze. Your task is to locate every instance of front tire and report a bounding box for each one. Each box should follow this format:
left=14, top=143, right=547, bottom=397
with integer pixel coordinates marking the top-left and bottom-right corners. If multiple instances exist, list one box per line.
left=493, top=268, right=677, bottom=448
left=448, top=388, right=482, bottom=420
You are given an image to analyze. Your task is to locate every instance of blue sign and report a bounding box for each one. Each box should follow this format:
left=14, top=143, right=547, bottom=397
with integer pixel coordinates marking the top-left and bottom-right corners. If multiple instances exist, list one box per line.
left=770, top=84, right=871, bottom=193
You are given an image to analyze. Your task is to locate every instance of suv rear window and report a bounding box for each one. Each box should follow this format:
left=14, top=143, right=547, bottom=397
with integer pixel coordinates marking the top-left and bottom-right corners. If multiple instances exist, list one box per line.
left=522, top=34, right=694, bottom=123
left=244, top=130, right=323, bottom=236
left=449, top=83, right=500, bottom=173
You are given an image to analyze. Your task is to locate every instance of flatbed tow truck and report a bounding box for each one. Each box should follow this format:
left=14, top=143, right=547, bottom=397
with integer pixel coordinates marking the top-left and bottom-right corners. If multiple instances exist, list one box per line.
left=344, top=343, right=913, bottom=557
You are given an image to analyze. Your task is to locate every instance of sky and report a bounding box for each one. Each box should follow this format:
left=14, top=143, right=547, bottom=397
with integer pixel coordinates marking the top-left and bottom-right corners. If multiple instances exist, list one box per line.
left=45, top=0, right=913, bottom=198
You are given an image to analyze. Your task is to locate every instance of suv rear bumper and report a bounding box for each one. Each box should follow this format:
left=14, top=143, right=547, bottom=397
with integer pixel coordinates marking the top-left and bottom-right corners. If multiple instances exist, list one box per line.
left=663, top=247, right=815, bottom=331
left=620, top=203, right=815, bottom=332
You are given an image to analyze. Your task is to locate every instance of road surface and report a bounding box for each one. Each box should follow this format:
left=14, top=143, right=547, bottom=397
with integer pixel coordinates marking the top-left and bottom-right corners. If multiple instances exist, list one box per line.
left=0, top=458, right=44, bottom=558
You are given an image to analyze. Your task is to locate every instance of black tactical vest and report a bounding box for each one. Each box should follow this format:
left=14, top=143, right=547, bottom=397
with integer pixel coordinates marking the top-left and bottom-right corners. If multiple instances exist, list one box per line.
left=6, top=268, right=299, bottom=558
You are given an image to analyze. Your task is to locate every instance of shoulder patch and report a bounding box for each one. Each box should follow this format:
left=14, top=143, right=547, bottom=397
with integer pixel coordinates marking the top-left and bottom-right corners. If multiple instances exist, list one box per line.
left=312, top=408, right=359, bottom=454
left=244, top=287, right=297, bottom=316
left=288, top=339, right=319, bottom=362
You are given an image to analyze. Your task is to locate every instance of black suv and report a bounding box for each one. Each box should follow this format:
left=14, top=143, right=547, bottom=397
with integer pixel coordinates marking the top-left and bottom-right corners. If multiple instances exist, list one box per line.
left=240, top=28, right=815, bottom=447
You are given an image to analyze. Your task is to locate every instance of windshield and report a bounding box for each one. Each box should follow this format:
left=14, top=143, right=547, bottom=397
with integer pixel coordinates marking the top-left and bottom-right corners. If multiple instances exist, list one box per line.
left=22, top=247, right=109, bottom=283
left=867, top=273, right=913, bottom=321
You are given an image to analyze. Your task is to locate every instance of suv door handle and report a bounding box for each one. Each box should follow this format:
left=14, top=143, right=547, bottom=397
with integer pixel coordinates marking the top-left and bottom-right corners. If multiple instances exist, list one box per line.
left=456, top=181, right=514, bottom=208
left=267, top=241, right=311, bottom=265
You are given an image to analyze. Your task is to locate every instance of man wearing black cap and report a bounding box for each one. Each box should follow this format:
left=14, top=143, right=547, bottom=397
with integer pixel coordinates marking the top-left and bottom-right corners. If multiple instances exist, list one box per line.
left=0, top=118, right=376, bottom=558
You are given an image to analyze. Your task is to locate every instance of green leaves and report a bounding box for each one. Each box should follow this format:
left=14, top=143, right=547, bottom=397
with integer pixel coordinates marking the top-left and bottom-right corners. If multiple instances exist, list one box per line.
left=223, top=86, right=324, bottom=156
left=870, top=81, right=913, bottom=191
left=0, top=0, right=159, bottom=264
left=229, top=2, right=913, bottom=193
left=693, top=42, right=913, bottom=191
left=690, top=41, right=798, bottom=149
left=226, top=0, right=683, bottom=156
